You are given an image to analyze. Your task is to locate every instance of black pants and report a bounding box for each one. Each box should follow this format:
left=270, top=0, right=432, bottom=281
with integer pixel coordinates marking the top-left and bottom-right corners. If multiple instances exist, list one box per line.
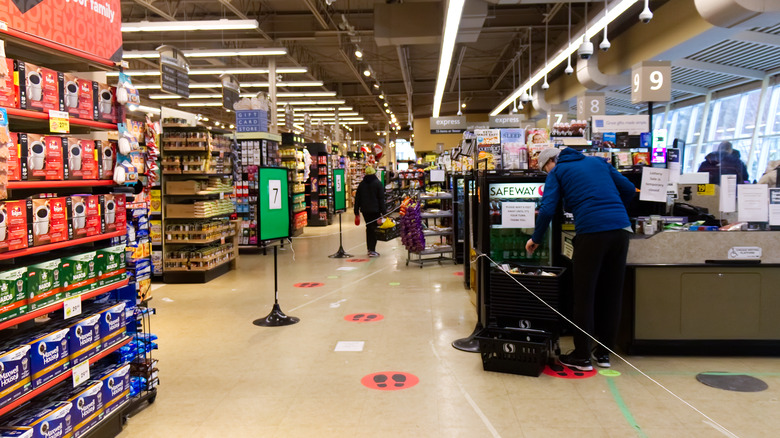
left=571, top=229, right=630, bottom=358
left=362, top=211, right=381, bottom=252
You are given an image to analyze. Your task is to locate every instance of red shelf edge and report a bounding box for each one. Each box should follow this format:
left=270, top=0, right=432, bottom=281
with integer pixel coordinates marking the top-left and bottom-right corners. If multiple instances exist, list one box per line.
left=0, top=230, right=125, bottom=262
left=8, top=180, right=116, bottom=189
left=0, top=27, right=115, bottom=68
left=3, top=107, right=118, bottom=131
left=0, top=336, right=132, bottom=417
left=0, top=278, right=129, bottom=331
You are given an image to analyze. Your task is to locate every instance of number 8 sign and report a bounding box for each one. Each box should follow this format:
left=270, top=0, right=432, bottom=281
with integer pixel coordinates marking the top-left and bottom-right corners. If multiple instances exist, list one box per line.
left=631, top=61, right=671, bottom=104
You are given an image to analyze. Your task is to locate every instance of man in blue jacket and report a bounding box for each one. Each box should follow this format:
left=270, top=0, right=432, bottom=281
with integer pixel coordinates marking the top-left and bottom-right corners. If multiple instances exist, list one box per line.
left=525, top=147, right=636, bottom=371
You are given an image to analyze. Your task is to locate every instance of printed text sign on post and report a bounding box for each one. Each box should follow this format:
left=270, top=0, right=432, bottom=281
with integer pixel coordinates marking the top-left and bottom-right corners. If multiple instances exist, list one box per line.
left=269, top=180, right=282, bottom=210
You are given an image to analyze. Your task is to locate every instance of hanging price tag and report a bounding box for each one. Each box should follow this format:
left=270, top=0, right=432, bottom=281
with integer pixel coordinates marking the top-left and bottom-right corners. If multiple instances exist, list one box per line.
left=49, top=110, right=70, bottom=133
left=63, top=296, right=82, bottom=319
left=72, top=361, right=90, bottom=387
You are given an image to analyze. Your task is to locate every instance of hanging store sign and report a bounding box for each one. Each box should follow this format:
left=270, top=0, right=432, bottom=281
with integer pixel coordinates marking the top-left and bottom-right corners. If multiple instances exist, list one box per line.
left=333, top=168, right=346, bottom=212
left=577, top=92, right=605, bottom=120
left=631, top=61, right=672, bottom=104
left=430, top=116, right=467, bottom=134
left=158, top=45, right=189, bottom=98
left=303, top=113, right=312, bottom=138
left=489, top=115, right=525, bottom=128
left=284, top=104, right=294, bottom=132
left=220, top=74, right=240, bottom=111
left=1, top=0, right=123, bottom=62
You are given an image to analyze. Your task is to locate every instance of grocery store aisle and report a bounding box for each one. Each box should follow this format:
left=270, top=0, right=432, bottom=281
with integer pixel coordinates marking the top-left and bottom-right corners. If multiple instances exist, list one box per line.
left=121, top=222, right=780, bottom=438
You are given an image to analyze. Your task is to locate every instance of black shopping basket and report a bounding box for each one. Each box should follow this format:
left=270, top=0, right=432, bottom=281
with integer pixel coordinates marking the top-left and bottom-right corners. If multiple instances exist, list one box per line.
left=476, top=327, right=552, bottom=377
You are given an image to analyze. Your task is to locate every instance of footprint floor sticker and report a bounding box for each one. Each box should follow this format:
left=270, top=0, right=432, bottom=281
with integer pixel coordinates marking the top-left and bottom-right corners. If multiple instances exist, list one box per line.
left=542, top=363, right=598, bottom=379
left=345, top=313, right=384, bottom=322
left=294, top=282, right=325, bottom=288
left=362, top=372, right=419, bottom=391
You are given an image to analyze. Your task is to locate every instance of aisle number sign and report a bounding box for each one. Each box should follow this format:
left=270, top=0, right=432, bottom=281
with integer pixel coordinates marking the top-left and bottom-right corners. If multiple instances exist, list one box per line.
left=258, top=167, right=290, bottom=241
left=631, top=61, right=672, bottom=104
left=333, top=168, right=346, bottom=212
left=577, top=93, right=605, bottom=120
left=49, top=110, right=70, bottom=133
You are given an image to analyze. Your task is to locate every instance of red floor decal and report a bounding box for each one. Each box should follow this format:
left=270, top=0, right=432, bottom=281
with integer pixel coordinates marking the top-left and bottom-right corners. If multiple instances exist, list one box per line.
left=294, top=282, right=325, bottom=288
left=453, top=271, right=464, bottom=276
left=345, top=313, right=384, bottom=322
left=362, top=372, right=419, bottom=391
left=346, top=258, right=369, bottom=262
left=543, top=363, right=598, bottom=379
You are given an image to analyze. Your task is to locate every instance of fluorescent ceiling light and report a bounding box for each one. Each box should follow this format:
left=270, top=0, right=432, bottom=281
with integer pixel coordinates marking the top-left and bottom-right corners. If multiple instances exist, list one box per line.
left=276, top=92, right=337, bottom=98
left=277, top=100, right=346, bottom=105
left=432, top=0, right=466, bottom=118
left=108, top=67, right=307, bottom=76
left=279, top=112, right=359, bottom=117
left=490, top=0, right=637, bottom=116
left=122, top=19, right=259, bottom=32
left=127, top=104, right=161, bottom=114
left=134, top=80, right=324, bottom=89
left=123, top=47, right=288, bottom=59
left=277, top=107, right=353, bottom=112
left=149, top=93, right=221, bottom=100
left=177, top=102, right=224, bottom=107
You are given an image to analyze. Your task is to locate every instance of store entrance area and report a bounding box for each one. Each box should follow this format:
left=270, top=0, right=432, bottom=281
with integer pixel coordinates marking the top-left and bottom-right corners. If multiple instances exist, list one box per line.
left=123, top=221, right=780, bottom=438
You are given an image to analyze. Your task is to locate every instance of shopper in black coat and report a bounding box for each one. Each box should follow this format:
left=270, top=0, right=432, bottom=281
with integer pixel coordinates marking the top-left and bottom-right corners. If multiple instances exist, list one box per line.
left=697, top=141, right=747, bottom=184
left=354, top=166, right=386, bottom=257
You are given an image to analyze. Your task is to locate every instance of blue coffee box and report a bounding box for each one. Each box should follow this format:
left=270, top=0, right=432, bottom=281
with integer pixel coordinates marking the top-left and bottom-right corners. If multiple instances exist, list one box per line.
left=5, top=401, right=73, bottom=438
left=0, top=428, right=32, bottom=438
left=65, top=314, right=101, bottom=366
left=92, top=364, right=130, bottom=417
left=0, top=344, right=31, bottom=409
left=26, top=327, right=70, bottom=389
left=56, top=381, right=104, bottom=438
left=96, top=303, right=126, bottom=350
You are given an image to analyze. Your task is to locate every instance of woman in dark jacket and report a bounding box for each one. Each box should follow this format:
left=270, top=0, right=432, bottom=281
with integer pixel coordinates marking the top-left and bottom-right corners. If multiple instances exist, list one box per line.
left=354, top=166, right=385, bottom=257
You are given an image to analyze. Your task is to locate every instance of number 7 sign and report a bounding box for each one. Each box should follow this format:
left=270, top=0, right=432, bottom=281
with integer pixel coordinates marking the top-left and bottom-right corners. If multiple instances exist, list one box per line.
left=269, top=180, right=282, bottom=210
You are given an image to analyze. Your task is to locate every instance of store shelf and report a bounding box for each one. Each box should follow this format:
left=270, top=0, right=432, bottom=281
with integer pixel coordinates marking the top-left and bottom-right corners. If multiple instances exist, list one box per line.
left=163, top=147, right=208, bottom=152
left=421, top=194, right=454, bottom=200
left=166, top=211, right=234, bottom=219
left=0, top=230, right=125, bottom=261
left=423, top=230, right=453, bottom=237
left=0, top=278, right=129, bottom=331
left=0, top=336, right=132, bottom=417
left=413, top=247, right=454, bottom=255
left=2, top=107, right=117, bottom=130
left=421, top=213, right=453, bottom=219
left=235, top=132, right=282, bottom=141
left=165, top=232, right=235, bottom=245
left=8, top=180, right=116, bottom=189
left=163, top=256, right=234, bottom=283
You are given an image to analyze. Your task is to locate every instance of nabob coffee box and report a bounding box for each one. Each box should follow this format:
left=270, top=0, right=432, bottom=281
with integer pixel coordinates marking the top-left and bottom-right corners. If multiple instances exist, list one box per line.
left=60, top=251, right=98, bottom=297
left=100, top=194, right=125, bottom=233
left=64, top=138, right=99, bottom=180
left=26, top=259, right=62, bottom=311
left=14, top=61, right=64, bottom=113
left=27, top=197, right=70, bottom=247
left=69, top=195, right=102, bottom=239
left=0, top=200, right=31, bottom=254
left=0, top=267, right=28, bottom=323
left=20, top=134, right=65, bottom=181
left=95, top=245, right=126, bottom=287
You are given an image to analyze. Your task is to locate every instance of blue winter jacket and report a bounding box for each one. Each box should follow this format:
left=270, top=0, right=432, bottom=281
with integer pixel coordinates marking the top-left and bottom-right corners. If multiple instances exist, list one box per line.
left=531, top=148, right=636, bottom=243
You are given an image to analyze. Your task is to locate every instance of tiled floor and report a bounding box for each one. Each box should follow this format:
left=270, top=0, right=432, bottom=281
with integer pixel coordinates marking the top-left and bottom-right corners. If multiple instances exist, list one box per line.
left=121, top=222, right=779, bottom=437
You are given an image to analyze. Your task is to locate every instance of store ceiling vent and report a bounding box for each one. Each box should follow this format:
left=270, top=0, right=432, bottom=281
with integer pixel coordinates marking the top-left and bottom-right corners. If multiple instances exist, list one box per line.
left=695, top=0, right=780, bottom=29
left=373, top=0, right=485, bottom=47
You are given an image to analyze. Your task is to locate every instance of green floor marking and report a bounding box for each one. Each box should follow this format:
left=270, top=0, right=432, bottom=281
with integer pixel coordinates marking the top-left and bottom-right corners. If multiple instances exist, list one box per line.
left=599, top=369, right=621, bottom=377
left=606, top=378, right=648, bottom=438
left=327, top=275, right=339, bottom=279
left=389, top=282, right=400, bottom=286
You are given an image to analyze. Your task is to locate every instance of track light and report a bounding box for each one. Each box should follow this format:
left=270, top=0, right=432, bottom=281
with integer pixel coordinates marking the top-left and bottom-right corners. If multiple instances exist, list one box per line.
left=354, top=48, right=363, bottom=59
left=363, top=68, right=371, bottom=77
left=373, top=83, right=380, bottom=89
left=461, top=103, right=466, bottom=108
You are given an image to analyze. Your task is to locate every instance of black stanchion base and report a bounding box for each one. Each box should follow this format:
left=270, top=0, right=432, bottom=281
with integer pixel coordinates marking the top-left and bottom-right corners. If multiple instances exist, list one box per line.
left=253, top=304, right=300, bottom=327
left=452, top=322, right=483, bottom=353
left=328, top=246, right=353, bottom=258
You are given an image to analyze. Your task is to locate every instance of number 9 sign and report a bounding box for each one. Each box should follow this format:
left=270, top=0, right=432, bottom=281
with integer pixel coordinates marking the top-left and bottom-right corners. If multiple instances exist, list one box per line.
left=631, top=61, right=671, bottom=104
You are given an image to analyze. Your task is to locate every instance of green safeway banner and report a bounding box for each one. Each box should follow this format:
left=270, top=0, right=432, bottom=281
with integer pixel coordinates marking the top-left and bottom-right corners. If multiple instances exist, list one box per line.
left=333, top=168, right=346, bottom=212
left=259, top=167, right=291, bottom=241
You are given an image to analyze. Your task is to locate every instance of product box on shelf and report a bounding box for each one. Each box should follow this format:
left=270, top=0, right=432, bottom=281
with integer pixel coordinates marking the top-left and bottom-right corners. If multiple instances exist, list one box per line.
left=95, top=245, right=126, bottom=287
left=0, top=58, right=17, bottom=109
left=91, top=363, right=130, bottom=417
left=20, top=134, right=65, bottom=181
left=14, top=61, right=64, bottom=113
left=0, top=429, right=32, bottom=438
left=100, top=194, right=126, bottom=233
left=64, top=313, right=101, bottom=366
left=0, top=200, right=30, bottom=254
left=68, top=195, right=103, bottom=239
left=97, top=140, right=115, bottom=180
left=26, top=259, right=62, bottom=311
left=5, top=401, right=72, bottom=438
left=62, top=74, right=95, bottom=121
left=27, top=197, right=70, bottom=247
left=60, top=251, right=98, bottom=297
left=90, top=302, right=126, bottom=350
left=0, top=344, right=32, bottom=409
left=64, top=138, right=99, bottom=180
left=51, top=381, right=104, bottom=438
left=6, top=132, right=21, bottom=181
left=0, top=267, right=28, bottom=322
left=95, top=83, right=117, bottom=124
left=24, top=327, right=70, bottom=388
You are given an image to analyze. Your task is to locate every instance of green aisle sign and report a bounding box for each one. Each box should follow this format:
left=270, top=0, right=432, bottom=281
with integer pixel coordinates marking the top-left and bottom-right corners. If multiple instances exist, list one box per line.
left=377, top=170, right=385, bottom=186
left=333, top=168, right=346, bottom=212
left=259, top=167, right=291, bottom=241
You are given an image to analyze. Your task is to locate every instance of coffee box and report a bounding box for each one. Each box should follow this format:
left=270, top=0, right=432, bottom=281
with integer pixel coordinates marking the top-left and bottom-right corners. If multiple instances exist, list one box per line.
left=26, top=259, right=62, bottom=311
left=95, top=302, right=126, bottom=350
left=0, top=429, right=32, bottom=438
left=97, top=140, right=114, bottom=180
left=60, top=251, right=98, bottom=297
left=62, top=74, right=95, bottom=122
left=0, top=200, right=30, bottom=254
left=65, top=313, right=101, bottom=366
left=27, top=197, right=70, bottom=247
left=5, top=401, right=72, bottom=438
left=0, top=267, right=28, bottom=323
left=7, top=132, right=21, bottom=181
left=95, top=245, right=126, bottom=288
left=25, top=327, right=70, bottom=388
left=0, top=344, right=32, bottom=408
left=64, top=138, right=99, bottom=180
left=69, top=195, right=102, bottom=239
left=55, top=381, right=104, bottom=438
left=95, top=83, right=116, bottom=124
left=20, top=134, right=65, bottom=181
left=92, top=363, right=130, bottom=417
left=100, top=194, right=126, bottom=234
left=14, top=61, right=64, bottom=113
left=0, top=58, right=17, bottom=108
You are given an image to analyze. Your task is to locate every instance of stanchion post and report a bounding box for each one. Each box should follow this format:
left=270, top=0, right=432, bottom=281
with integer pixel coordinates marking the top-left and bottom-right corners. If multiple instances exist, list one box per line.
left=328, top=212, right=353, bottom=258
left=253, top=246, right=300, bottom=326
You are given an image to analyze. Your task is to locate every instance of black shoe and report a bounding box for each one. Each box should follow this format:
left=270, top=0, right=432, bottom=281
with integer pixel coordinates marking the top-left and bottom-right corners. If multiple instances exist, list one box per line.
left=558, top=353, right=593, bottom=371
left=592, top=350, right=610, bottom=368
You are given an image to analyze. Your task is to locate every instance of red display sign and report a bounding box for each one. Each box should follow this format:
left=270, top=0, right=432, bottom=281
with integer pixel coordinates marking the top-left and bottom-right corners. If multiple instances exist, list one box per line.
left=1, top=0, right=123, bottom=62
